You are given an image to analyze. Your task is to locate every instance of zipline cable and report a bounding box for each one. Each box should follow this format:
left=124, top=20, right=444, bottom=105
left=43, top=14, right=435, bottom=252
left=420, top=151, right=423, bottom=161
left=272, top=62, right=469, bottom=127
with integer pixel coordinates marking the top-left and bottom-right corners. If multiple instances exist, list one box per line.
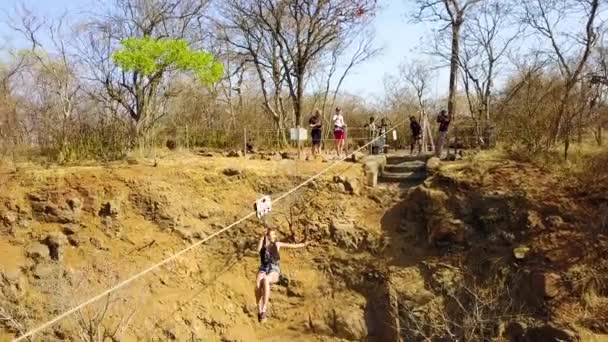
left=13, top=119, right=407, bottom=341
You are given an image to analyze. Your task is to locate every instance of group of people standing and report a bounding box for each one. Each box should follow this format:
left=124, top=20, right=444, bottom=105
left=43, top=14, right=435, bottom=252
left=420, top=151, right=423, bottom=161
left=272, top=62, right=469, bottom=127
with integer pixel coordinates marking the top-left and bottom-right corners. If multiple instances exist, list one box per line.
left=308, top=107, right=347, bottom=157
left=309, top=107, right=452, bottom=159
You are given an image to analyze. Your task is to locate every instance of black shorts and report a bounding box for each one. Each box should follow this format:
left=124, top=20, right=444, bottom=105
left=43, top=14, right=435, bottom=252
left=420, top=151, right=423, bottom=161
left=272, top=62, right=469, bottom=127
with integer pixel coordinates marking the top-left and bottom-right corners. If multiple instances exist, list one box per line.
left=311, top=128, right=322, bottom=146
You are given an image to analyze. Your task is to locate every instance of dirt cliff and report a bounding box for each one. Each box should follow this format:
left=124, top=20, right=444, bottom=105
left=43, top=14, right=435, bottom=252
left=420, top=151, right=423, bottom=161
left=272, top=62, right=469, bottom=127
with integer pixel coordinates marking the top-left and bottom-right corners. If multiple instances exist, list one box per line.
left=0, top=151, right=606, bottom=341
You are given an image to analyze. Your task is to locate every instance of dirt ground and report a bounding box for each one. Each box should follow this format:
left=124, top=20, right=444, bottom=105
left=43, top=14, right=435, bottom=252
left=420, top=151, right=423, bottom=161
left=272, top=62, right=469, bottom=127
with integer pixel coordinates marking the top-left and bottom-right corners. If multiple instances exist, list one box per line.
left=0, top=150, right=607, bottom=341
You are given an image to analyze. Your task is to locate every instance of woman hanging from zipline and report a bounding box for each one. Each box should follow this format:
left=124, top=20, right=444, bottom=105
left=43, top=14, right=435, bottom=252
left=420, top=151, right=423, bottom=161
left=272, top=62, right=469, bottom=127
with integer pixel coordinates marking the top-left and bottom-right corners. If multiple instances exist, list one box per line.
left=255, top=228, right=308, bottom=322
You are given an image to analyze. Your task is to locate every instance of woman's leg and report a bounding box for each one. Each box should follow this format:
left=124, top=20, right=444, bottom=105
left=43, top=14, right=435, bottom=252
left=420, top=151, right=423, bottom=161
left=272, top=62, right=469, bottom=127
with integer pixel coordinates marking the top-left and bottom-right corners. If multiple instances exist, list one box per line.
left=255, top=272, right=266, bottom=313
left=261, top=272, right=280, bottom=314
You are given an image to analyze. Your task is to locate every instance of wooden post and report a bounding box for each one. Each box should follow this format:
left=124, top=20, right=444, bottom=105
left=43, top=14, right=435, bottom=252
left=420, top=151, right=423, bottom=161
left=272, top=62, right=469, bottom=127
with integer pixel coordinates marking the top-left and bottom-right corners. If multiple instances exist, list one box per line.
left=243, top=127, right=247, bottom=158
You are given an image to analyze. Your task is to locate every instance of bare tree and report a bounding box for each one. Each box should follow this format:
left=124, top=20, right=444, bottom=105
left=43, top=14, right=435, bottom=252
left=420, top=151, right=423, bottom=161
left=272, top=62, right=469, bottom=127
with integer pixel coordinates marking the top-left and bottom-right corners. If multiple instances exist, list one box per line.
left=520, top=0, right=601, bottom=159
left=413, top=0, right=482, bottom=121
left=222, top=0, right=378, bottom=129
left=459, top=0, right=520, bottom=146
left=315, top=28, right=379, bottom=140
left=9, top=8, right=81, bottom=158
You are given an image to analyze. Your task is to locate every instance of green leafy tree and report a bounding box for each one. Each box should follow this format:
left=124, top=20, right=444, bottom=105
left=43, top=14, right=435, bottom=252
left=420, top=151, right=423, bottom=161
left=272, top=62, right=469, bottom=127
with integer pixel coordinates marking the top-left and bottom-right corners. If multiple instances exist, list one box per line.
left=111, top=37, right=223, bottom=145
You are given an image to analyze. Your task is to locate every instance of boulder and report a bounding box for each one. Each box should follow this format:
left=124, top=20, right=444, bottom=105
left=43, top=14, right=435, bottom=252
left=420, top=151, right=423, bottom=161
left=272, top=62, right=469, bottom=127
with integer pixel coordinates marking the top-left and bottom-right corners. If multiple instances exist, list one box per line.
left=333, top=308, right=368, bottom=341
left=426, top=157, right=441, bottom=172
left=27, top=243, right=50, bottom=260
left=62, top=224, right=79, bottom=235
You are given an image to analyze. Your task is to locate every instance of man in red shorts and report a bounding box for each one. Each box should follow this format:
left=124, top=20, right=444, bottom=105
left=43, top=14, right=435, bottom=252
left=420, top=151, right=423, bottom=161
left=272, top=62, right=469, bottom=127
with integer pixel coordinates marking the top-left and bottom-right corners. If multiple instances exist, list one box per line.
left=332, top=107, right=346, bottom=157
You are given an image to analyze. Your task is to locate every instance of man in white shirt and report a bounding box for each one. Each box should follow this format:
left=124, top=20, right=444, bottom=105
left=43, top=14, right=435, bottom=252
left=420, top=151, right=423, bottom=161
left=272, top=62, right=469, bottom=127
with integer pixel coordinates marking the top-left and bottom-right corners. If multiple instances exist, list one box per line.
left=332, top=107, right=346, bottom=157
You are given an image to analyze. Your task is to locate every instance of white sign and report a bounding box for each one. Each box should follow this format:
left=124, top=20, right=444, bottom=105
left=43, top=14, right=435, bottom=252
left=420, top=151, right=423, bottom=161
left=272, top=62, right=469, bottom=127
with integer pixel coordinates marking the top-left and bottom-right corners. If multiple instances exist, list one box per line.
left=255, top=195, right=272, bottom=219
left=289, top=127, right=308, bottom=141
left=392, top=130, right=397, bottom=141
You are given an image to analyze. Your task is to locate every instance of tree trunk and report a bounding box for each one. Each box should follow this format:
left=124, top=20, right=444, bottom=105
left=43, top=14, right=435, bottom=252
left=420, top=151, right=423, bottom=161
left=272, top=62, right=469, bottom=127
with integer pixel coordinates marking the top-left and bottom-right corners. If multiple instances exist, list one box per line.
left=448, top=21, right=462, bottom=121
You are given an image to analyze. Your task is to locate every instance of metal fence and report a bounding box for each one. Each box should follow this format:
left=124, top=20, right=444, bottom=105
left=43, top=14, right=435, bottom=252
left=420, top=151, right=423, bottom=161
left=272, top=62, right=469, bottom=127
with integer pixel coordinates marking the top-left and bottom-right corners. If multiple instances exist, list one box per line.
left=168, top=123, right=488, bottom=154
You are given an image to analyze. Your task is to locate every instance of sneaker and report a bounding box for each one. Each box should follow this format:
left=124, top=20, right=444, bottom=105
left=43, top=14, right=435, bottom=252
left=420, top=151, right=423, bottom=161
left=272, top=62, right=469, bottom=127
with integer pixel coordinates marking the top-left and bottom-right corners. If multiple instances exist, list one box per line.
left=257, top=312, right=262, bottom=322
left=260, top=311, right=268, bottom=323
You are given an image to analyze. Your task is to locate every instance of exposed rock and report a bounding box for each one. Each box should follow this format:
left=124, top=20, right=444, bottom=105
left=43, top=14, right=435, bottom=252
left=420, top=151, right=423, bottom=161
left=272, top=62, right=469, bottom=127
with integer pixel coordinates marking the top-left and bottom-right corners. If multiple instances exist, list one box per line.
left=343, top=177, right=360, bottom=196
left=222, top=168, right=241, bottom=177
left=309, top=314, right=333, bottom=335
left=90, top=237, right=109, bottom=251
left=426, top=157, right=441, bottom=172
left=27, top=243, right=50, bottom=260
left=545, top=215, right=564, bottom=229
left=174, top=227, right=193, bottom=242
left=350, top=152, right=365, bottom=163
left=427, top=216, right=465, bottom=246
left=504, top=321, right=527, bottom=340
left=526, top=210, right=545, bottom=230
left=62, top=224, right=79, bottom=235
left=32, top=263, right=55, bottom=279
left=513, top=246, right=531, bottom=260
left=42, top=232, right=69, bottom=261
left=29, top=195, right=82, bottom=224
left=407, top=186, right=449, bottom=217
left=333, top=175, right=346, bottom=184
left=531, top=272, right=561, bottom=299
left=332, top=182, right=347, bottom=194
left=330, top=221, right=363, bottom=250
left=98, top=201, right=120, bottom=218
left=227, top=150, right=243, bottom=158
left=525, top=324, right=578, bottom=342
left=0, top=210, right=18, bottom=226
left=286, top=279, right=304, bottom=297
left=429, top=264, right=463, bottom=294
left=198, top=203, right=224, bottom=219
left=281, top=151, right=296, bottom=160
left=333, top=307, right=368, bottom=341
left=389, top=267, right=436, bottom=308
left=67, top=235, right=84, bottom=247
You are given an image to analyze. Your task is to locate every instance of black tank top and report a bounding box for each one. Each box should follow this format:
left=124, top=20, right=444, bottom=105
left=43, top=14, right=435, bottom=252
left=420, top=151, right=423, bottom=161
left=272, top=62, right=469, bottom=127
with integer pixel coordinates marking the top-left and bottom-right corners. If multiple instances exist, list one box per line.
left=260, top=236, right=280, bottom=266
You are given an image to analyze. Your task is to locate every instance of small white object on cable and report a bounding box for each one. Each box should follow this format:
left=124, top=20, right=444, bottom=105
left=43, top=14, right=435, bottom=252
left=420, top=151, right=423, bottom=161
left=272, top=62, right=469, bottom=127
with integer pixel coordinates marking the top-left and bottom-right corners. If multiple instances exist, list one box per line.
left=254, top=195, right=272, bottom=219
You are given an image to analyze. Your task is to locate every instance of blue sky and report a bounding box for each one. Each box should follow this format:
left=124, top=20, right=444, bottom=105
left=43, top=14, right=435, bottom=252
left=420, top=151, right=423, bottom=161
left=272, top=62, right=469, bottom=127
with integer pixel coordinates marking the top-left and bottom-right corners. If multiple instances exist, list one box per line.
left=0, top=0, right=448, bottom=98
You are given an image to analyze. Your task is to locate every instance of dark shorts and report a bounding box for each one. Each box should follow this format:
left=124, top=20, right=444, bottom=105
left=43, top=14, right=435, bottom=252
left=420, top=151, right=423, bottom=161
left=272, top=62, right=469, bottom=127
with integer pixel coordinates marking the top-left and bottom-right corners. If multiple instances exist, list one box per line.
left=311, top=128, right=322, bottom=146
left=334, top=129, right=345, bottom=140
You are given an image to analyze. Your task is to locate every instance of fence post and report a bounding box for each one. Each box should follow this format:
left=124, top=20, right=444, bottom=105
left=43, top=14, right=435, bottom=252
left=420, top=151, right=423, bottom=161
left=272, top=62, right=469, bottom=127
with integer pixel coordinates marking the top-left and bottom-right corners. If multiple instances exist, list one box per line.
left=243, top=127, right=247, bottom=158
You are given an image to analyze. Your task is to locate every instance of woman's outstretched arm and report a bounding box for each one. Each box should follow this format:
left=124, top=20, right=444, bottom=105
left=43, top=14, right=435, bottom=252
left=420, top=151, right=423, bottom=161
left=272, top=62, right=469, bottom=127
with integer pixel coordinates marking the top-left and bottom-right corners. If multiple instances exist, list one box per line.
left=277, top=241, right=309, bottom=249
